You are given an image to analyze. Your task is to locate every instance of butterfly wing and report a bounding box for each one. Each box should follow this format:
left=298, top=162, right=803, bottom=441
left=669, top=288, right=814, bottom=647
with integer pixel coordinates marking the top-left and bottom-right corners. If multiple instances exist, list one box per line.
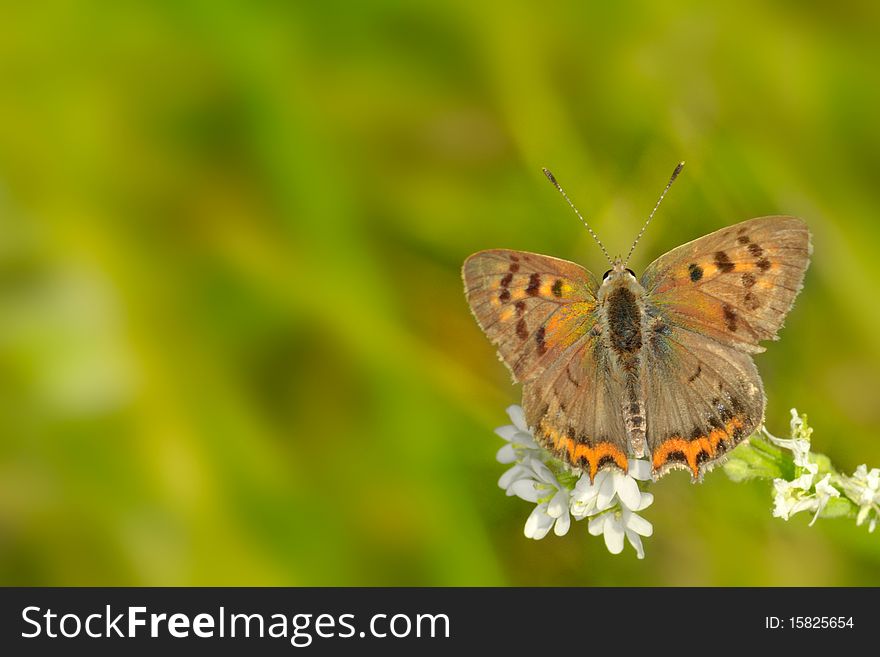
left=639, top=216, right=811, bottom=478
left=641, top=216, right=812, bottom=353
left=642, top=323, right=765, bottom=479
left=463, top=250, right=629, bottom=479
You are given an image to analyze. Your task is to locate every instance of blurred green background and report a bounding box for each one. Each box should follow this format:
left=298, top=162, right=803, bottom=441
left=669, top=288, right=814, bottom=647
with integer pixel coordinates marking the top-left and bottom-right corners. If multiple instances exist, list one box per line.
left=1, top=1, right=879, bottom=586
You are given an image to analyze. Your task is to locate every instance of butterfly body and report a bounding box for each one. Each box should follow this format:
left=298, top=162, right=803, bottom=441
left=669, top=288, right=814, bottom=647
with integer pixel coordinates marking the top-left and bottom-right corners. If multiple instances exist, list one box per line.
left=463, top=215, right=811, bottom=482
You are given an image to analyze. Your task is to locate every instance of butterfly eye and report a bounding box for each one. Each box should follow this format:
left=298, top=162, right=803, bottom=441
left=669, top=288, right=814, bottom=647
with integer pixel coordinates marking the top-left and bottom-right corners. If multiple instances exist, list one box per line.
left=625, top=268, right=636, bottom=277
left=602, top=270, right=612, bottom=280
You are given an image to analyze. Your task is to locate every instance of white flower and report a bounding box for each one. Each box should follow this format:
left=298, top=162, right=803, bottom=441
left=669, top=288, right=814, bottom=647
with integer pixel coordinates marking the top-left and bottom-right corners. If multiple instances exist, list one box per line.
left=524, top=503, right=555, bottom=540
left=495, top=405, right=543, bottom=494
left=843, top=464, right=880, bottom=533
left=772, top=469, right=840, bottom=526
left=763, top=409, right=813, bottom=468
left=546, top=487, right=571, bottom=537
left=492, top=406, right=654, bottom=554
left=809, top=474, right=840, bottom=526
left=772, top=475, right=818, bottom=520
left=852, top=464, right=880, bottom=505
left=587, top=495, right=654, bottom=559
left=495, top=405, right=540, bottom=464
left=570, top=459, right=652, bottom=518
left=507, top=457, right=571, bottom=539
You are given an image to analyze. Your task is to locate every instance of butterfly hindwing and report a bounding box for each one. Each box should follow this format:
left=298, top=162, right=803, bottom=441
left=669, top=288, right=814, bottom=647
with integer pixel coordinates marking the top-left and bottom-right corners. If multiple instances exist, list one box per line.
left=643, top=321, right=765, bottom=479
left=523, top=337, right=630, bottom=480
left=463, top=250, right=630, bottom=477
left=641, top=216, right=811, bottom=353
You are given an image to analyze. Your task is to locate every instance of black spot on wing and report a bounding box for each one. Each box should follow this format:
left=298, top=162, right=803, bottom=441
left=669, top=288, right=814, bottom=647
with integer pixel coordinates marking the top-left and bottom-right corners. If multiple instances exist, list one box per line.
left=688, top=263, right=704, bottom=282
left=666, top=450, right=687, bottom=463
left=526, top=273, right=541, bottom=296
left=722, top=304, right=738, bottom=332
left=535, top=326, right=547, bottom=355
left=551, top=279, right=564, bottom=297
left=714, top=251, right=735, bottom=273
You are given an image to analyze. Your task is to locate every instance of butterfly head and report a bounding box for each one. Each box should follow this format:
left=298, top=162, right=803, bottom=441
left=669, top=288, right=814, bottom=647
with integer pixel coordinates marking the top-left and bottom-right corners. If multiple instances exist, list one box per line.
left=597, top=257, right=643, bottom=303
left=599, top=257, right=639, bottom=292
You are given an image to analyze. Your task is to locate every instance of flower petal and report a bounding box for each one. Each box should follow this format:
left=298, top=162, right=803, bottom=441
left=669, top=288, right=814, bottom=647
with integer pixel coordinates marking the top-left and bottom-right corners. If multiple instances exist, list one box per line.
left=510, top=479, right=542, bottom=503
left=547, top=489, right=568, bottom=518
left=571, top=497, right=597, bottom=520
left=588, top=515, right=605, bottom=536
left=614, top=473, right=642, bottom=511
left=628, top=459, right=652, bottom=481
left=524, top=504, right=553, bottom=539
left=623, top=510, right=653, bottom=537
left=507, top=405, right=529, bottom=432
left=602, top=517, right=625, bottom=554
left=496, top=443, right=517, bottom=464
left=554, top=512, right=571, bottom=537
left=596, top=472, right=617, bottom=510
left=494, top=425, right=519, bottom=442
left=498, top=465, right=528, bottom=491
left=625, top=528, right=646, bottom=559
left=634, top=491, right=654, bottom=511
left=529, top=459, right=559, bottom=487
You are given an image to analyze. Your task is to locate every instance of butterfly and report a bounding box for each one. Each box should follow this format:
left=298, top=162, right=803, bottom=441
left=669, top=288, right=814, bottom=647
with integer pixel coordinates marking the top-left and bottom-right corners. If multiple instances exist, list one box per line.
left=462, top=164, right=811, bottom=482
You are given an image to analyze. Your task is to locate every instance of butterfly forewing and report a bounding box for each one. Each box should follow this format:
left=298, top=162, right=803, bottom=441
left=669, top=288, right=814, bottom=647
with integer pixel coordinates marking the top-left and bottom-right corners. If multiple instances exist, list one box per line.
left=641, top=216, right=811, bottom=353
left=462, top=250, right=598, bottom=381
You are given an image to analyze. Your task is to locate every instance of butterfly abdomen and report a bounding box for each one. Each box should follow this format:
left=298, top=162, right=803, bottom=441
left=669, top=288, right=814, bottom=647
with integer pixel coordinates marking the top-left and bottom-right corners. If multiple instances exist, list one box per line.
left=623, top=400, right=647, bottom=458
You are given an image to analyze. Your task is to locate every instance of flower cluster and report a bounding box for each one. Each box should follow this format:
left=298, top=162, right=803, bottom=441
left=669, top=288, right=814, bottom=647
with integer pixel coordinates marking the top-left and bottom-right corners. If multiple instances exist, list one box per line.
left=768, top=410, right=840, bottom=526
left=494, top=404, right=878, bottom=561
left=495, top=405, right=653, bottom=558
left=840, top=464, right=879, bottom=533
left=728, top=408, right=880, bottom=532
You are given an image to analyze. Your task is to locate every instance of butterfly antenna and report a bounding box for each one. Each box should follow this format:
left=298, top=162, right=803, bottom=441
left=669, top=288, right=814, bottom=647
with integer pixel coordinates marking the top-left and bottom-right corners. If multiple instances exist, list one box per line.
left=624, top=161, right=685, bottom=267
left=542, top=168, right=613, bottom=266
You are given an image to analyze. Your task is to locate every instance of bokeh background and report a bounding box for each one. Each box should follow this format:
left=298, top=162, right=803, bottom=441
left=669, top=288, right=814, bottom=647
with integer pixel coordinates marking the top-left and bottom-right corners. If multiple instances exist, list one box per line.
left=1, top=1, right=879, bottom=586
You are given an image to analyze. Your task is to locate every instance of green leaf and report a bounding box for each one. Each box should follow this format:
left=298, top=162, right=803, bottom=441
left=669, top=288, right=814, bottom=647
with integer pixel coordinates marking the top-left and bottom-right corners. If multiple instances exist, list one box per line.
left=722, top=437, right=789, bottom=482
left=820, top=496, right=857, bottom=520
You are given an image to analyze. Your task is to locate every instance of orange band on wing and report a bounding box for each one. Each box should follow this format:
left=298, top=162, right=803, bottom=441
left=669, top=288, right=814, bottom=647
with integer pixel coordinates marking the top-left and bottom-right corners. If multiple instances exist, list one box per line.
left=541, top=424, right=628, bottom=481
left=652, top=417, right=745, bottom=477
